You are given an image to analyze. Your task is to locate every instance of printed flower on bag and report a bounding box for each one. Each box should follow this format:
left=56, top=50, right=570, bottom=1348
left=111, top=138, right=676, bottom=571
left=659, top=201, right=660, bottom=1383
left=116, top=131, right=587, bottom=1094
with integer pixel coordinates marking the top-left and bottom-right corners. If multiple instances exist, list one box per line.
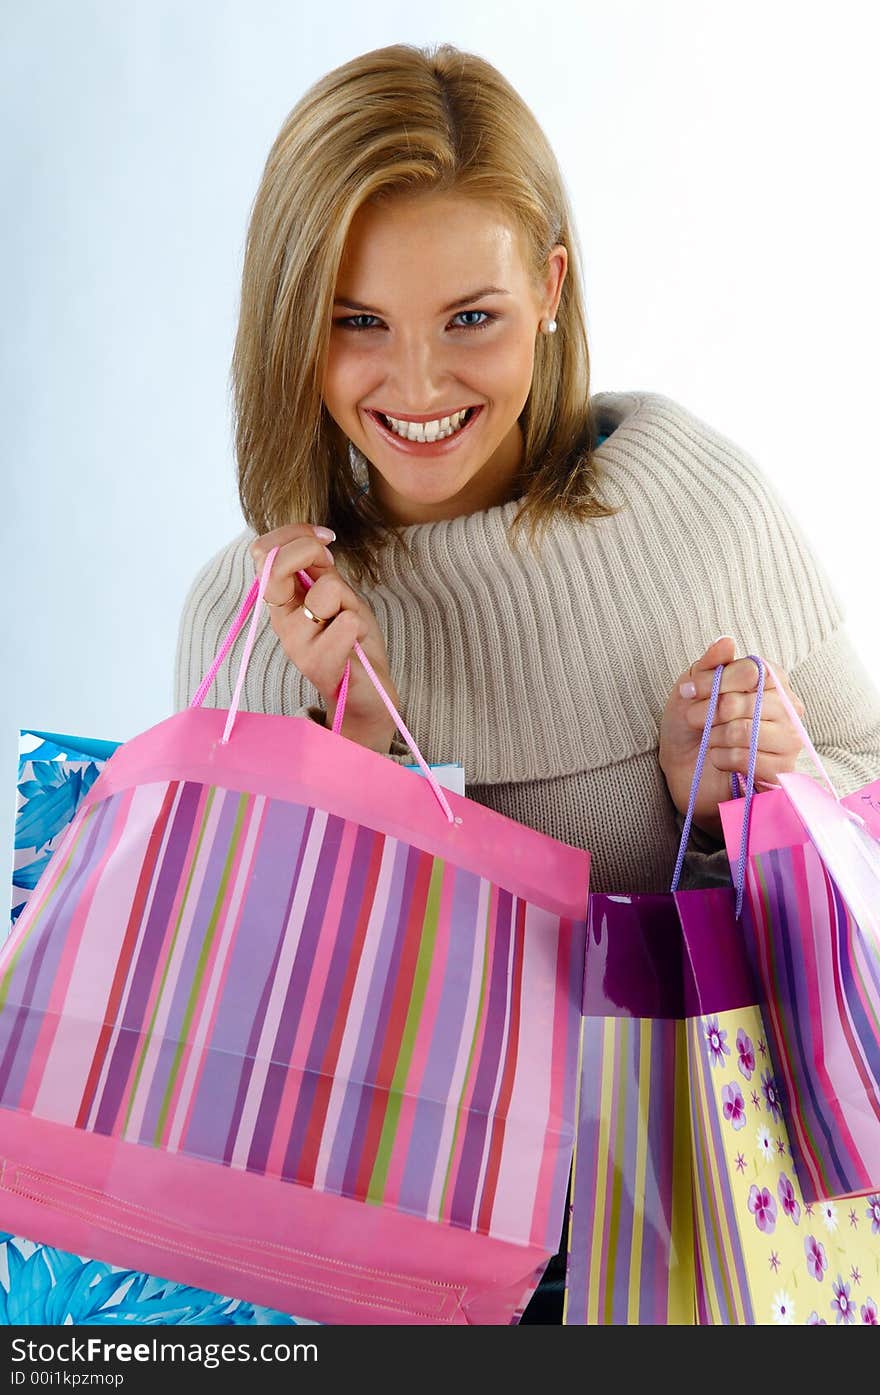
left=704, top=1016, right=730, bottom=1067
left=736, top=1028, right=755, bottom=1081
left=831, top=1277, right=858, bottom=1325
left=11, top=755, right=104, bottom=922
left=820, top=1202, right=839, bottom=1234
left=760, top=1069, right=783, bottom=1123
left=771, top=1291, right=794, bottom=1324
left=807, top=1311, right=827, bottom=1325
left=721, top=1082, right=746, bottom=1130
left=805, top=1235, right=828, bottom=1282
left=867, top=1196, right=880, bottom=1235
left=777, top=1174, right=801, bottom=1225
left=861, top=1299, right=878, bottom=1325
left=748, top=1185, right=777, bottom=1234
left=11, top=851, right=54, bottom=894
left=14, top=761, right=101, bottom=858
left=756, top=1126, right=774, bottom=1165
left=0, top=1236, right=302, bottom=1325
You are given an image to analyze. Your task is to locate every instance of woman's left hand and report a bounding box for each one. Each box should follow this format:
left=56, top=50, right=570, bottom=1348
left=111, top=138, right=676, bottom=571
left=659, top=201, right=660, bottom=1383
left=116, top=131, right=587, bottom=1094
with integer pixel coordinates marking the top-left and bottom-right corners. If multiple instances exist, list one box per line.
left=659, top=636, right=806, bottom=840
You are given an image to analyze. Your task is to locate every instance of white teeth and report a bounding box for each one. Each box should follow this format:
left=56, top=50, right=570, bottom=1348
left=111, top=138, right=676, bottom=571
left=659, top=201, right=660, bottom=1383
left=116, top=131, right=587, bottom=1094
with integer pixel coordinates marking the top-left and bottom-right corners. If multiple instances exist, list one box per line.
left=381, top=408, right=472, bottom=441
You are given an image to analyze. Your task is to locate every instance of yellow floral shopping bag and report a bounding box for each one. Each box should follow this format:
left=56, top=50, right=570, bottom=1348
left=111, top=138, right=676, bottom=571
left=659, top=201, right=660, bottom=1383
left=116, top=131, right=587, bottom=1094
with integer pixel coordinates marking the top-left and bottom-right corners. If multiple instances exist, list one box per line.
left=679, top=888, right=880, bottom=1325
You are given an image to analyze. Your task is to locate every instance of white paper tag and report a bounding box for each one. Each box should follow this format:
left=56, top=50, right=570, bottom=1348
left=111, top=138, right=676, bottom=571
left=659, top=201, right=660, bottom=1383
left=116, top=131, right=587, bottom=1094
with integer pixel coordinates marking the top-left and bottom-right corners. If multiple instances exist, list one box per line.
left=403, top=762, right=465, bottom=796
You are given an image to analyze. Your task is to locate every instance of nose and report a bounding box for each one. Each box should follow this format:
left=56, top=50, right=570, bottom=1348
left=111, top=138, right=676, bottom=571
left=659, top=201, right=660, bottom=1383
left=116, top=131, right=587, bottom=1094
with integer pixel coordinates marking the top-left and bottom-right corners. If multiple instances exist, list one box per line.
left=384, top=332, right=454, bottom=412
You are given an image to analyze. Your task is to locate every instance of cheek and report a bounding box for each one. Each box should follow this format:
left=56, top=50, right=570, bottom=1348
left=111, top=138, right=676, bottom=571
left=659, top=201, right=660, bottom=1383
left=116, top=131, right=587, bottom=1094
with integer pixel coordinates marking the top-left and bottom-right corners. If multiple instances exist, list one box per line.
left=488, top=333, right=536, bottom=397
left=322, top=344, right=369, bottom=416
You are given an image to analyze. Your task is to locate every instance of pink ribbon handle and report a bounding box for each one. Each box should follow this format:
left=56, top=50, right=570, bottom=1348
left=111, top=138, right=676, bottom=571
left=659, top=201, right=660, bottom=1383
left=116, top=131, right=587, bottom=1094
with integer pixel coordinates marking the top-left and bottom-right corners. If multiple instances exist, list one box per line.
left=732, top=655, right=866, bottom=827
left=760, top=658, right=839, bottom=800
left=189, top=547, right=455, bottom=824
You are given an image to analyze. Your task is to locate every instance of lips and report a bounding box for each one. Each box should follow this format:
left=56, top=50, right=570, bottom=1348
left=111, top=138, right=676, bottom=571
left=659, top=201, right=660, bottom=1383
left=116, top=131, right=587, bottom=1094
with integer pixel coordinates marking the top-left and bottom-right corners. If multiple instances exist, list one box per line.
left=365, top=405, right=483, bottom=456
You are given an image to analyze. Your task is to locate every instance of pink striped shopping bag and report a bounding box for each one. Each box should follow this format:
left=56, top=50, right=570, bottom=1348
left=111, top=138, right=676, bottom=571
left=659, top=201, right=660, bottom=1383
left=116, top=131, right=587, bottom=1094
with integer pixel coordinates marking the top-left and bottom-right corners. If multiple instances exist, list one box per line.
left=0, top=551, right=589, bottom=1325
left=719, top=660, right=880, bottom=1203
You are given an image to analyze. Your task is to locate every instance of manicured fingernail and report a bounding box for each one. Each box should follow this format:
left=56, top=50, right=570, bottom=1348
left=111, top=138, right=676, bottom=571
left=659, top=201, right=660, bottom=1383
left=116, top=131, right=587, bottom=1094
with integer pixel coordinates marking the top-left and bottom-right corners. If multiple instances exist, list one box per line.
left=322, top=546, right=334, bottom=564
left=679, top=681, right=697, bottom=699
left=313, top=526, right=336, bottom=542
left=711, top=634, right=734, bottom=645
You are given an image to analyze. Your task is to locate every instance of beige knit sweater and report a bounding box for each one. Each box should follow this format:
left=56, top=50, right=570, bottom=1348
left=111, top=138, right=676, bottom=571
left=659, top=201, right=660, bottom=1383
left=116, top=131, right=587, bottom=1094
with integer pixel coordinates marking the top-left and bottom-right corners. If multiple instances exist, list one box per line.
left=173, top=390, right=880, bottom=893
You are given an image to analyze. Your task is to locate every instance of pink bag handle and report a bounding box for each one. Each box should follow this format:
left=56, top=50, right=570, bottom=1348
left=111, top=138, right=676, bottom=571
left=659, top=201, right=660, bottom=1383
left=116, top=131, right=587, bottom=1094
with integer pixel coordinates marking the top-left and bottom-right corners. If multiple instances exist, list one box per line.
left=759, top=658, right=840, bottom=800
left=189, top=548, right=455, bottom=824
left=731, top=657, right=866, bottom=816
left=721, top=654, right=865, bottom=914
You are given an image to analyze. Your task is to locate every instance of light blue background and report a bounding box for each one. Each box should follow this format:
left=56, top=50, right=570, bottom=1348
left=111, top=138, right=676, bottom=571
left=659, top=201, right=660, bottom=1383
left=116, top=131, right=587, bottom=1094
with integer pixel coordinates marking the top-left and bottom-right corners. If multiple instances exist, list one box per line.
left=3, top=1, right=879, bottom=899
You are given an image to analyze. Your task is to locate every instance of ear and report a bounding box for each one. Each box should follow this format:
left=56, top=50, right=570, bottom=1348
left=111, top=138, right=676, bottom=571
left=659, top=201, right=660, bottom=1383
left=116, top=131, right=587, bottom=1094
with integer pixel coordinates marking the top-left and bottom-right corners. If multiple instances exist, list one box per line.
left=542, top=244, right=568, bottom=319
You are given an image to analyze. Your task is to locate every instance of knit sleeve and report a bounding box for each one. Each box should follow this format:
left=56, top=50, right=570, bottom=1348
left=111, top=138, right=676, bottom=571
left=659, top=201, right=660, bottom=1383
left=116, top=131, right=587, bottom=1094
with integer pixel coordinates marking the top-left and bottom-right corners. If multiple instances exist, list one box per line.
left=643, top=393, right=880, bottom=885
left=787, top=625, right=880, bottom=790
left=173, top=528, right=258, bottom=712
left=658, top=393, right=880, bottom=781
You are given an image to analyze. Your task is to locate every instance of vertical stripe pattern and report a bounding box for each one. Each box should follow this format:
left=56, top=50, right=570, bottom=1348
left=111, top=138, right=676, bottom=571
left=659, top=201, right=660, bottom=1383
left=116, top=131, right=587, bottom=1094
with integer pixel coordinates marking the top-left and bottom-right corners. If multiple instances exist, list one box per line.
left=0, top=781, right=586, bottom=1250
left=566, top=1015, right=695, bottom=1324
left=742, top=844, right=880, bottom=1200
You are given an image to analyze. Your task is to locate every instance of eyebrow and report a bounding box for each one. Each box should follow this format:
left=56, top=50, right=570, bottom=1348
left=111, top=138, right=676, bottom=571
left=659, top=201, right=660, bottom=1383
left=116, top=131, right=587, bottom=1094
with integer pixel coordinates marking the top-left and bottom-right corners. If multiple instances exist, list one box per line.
left=333, top=286, right=511, bottom=315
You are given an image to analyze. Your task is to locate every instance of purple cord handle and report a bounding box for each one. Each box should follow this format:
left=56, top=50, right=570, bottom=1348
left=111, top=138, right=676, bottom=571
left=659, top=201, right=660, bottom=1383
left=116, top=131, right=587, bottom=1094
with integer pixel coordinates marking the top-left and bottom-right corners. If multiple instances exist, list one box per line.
left=189, top=547, right=455, bottom=824
left=669, top=655, right=767, bottom=918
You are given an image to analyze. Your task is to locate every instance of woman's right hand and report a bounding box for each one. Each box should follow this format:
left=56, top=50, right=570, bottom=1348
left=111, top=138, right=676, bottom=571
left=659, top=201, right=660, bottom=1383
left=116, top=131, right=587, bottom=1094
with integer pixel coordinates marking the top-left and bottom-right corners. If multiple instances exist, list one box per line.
left=250, top=524, right=401, bottom=754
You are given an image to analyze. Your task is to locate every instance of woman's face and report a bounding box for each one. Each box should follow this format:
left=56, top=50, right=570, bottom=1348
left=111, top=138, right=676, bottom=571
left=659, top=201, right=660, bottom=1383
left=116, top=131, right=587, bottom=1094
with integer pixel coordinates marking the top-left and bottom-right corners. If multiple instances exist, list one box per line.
left=322, top=192, right=567, bottom=525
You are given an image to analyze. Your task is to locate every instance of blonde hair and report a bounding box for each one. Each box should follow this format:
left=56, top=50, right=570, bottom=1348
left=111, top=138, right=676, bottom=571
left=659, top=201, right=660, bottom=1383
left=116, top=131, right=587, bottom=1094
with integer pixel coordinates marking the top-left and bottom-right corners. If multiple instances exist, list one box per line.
left=232, top=42, right=617, bottom=582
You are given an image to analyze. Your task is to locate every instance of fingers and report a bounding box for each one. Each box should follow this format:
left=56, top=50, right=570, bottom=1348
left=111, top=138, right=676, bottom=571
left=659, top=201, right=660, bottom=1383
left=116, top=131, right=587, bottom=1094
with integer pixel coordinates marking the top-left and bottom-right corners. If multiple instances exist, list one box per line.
left=708, top=745, right=796, bottom=785
left=706, top=715, right=800, bottom=758
left=684, top=685, right=805, bottom=731
left=674, top=646, right=807, bottom=785
left=682, top=636, right=736, bottom=687
left=286, top=574, right=367, bottom=641
left=268, top=572, right=369, bottom=696
left=681, top=655, right=799, bottom=706
left=249, top=526, right=337, bottom=607
left=296, top=607, right=362, bottom=695
left=702, top=689, right=805, bottom=785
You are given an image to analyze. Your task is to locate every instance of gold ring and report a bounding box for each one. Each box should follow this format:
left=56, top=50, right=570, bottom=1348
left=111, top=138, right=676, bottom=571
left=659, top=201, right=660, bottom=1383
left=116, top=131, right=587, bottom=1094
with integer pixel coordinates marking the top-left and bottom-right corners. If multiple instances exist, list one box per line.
left=264, top=591, right=297, bottom=608
left=302, top=604, right=327, bottom=626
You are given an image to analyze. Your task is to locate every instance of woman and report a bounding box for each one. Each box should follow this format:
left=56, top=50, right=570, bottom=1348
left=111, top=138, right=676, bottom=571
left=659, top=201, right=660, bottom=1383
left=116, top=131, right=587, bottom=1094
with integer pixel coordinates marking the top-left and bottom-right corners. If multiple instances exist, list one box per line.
left=174, top=42, right=880, bottom=1321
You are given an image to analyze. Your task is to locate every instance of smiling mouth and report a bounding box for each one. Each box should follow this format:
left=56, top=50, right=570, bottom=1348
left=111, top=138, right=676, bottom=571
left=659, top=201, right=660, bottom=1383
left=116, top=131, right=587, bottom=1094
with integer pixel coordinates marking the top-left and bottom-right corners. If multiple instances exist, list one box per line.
left=369, top=406, right=480, bottom=443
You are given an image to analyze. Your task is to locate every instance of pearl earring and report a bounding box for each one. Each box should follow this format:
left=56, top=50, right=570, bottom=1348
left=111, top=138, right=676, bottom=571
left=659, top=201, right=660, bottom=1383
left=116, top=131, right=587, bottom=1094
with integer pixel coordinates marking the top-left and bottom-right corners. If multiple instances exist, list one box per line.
left=540, top=317, right=557, bottom=334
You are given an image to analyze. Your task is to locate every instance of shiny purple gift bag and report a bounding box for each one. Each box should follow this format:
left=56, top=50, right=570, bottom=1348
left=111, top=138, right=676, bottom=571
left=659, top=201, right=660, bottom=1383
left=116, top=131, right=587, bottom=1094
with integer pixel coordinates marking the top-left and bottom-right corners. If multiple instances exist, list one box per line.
left=564, top=891, right=696, bottom=1324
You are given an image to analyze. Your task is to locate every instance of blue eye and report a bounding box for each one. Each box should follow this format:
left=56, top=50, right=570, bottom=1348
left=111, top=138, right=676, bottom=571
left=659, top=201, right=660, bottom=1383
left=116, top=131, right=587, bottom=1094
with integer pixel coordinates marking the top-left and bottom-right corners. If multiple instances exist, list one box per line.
left=335, top=310, right=496, bottom=332
left=341, top=314, right=382, bottom=331
left=451, top=310, right=494, bottom=330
